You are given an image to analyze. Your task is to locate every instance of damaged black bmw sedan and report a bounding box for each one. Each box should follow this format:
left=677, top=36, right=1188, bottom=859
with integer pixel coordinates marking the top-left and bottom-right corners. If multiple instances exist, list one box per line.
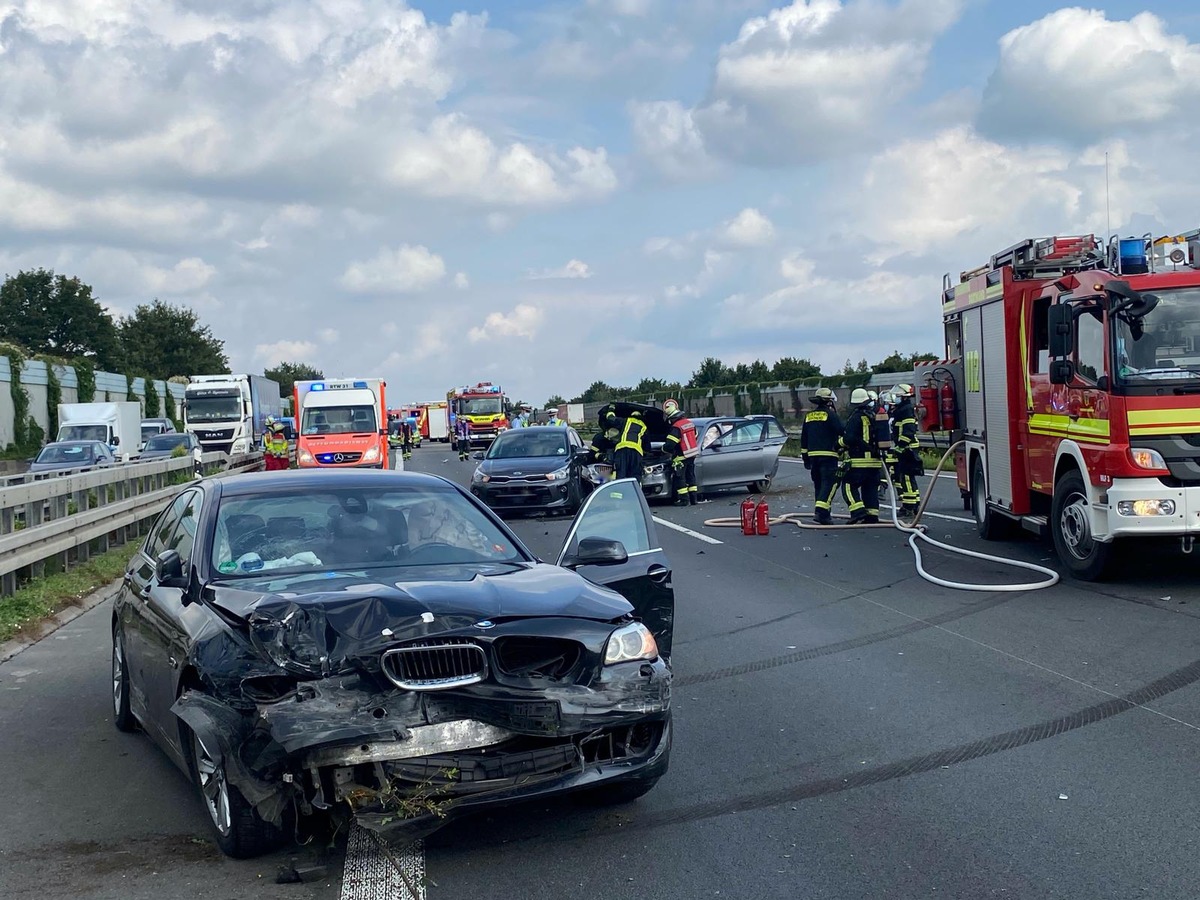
left=111, top=470, right=673, bottom=857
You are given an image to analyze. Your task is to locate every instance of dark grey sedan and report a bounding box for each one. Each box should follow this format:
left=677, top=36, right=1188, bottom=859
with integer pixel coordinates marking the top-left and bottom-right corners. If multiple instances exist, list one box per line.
left=29, top=440, right=116, bottom=474
left=138, top=432, right=202, bottom=462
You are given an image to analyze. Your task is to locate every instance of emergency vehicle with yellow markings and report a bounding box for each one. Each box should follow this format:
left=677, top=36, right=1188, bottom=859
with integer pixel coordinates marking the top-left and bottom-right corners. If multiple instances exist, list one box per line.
left=917, top=228, right=1200, bottom=579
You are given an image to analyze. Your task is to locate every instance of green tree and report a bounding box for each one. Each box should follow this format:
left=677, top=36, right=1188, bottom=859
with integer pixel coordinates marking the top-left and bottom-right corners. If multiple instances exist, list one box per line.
left=772, top=356, right=822, bottom=381
left=688, top=357, right=733, bottom=388
left=907, top=351, right=939, bottom=367
left=0, top=269, right=120, bottom=367
left=118, top=299, right=229, bottom=377
left=840, top=357, right=870, bottom=376
left=871, top=350, right=910, bottom=374
left=545, top=394, right=566, bottom=408
left=265, top=361, right=324, bottom=398
left=577, top=381, right=614, bottom=403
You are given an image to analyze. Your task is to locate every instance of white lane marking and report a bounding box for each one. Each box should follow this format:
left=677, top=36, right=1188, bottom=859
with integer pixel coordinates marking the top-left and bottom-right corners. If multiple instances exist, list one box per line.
left=653, top=516, right=724, bottom=545
left=881, top=503, right=974, bottom=524
left=341, top=824, right=426, bottom=900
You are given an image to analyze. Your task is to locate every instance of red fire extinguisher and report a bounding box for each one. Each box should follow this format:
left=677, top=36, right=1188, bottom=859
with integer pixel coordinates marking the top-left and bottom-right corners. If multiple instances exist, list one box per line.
left=939, top=379, right=957, bottom=431
left=741, top=497, right=756, bottom=535
left=918, top=382, right=939, bottom=432
left=755, top=499, right=770, bottom=535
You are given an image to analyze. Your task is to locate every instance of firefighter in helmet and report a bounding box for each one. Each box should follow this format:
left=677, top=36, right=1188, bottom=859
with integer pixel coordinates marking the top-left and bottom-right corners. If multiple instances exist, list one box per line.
left=839, top=388, right=882, bottom=524
left=800, top=387, right=843, bottom=525
left=263, top=418, right=290, bottom=471
left=891, top=383, right=922, bottom=517
left=604, top=406, right=647, bottom=483
left=662, top=398, right=699, bottom=506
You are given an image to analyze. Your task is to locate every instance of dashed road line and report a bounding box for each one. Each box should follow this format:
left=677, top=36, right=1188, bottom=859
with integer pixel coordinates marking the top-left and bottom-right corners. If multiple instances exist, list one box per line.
left=653, top=516, right=724, bottom=544
left=340, top=824, right=425, bottom=900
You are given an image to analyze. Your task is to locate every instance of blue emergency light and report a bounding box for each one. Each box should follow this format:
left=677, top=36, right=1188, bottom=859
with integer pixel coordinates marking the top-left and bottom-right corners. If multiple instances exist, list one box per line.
left=1119, top=238, right=1148, bottom=274
left=310, top=383, right=325, bottom=391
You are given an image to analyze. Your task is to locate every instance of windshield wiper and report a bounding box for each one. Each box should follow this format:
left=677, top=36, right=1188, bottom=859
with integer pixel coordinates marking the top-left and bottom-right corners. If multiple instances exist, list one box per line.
left=1126, top=367, right=1200, bottom=379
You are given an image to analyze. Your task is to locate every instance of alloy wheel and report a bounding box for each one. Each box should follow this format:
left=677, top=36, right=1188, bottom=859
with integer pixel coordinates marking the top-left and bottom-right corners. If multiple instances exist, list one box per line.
left=193, top=734, right=232, bottom=835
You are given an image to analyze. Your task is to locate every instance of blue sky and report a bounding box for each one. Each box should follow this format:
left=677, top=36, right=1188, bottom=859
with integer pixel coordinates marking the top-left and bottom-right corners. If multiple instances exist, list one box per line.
left=1, top=0, right=1198, bottom=405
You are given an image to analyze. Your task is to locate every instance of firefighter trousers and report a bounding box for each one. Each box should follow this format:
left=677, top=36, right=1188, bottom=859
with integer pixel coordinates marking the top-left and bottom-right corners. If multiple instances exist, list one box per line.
left=672, top=457, right=697, bottom=504
left=457, top=436, right=470, bottom=460
left=810, top=458, right=838, bottom=515
left=847, top=466, right=881, bottom=520
left=614, top=447, right=644, bottom=483
left=894, top=449, right=922, bottom=510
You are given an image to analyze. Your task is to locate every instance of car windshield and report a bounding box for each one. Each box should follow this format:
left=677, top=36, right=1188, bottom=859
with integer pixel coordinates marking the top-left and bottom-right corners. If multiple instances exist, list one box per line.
left=141, top=425, right=159, bottom=441
left=486, top=431, right=570, bottom=459
left=59, top=424, right=109, bottom=442
left=1115, top=287, right=1200, bottom=381
left=301, top=405, right=377, bottom=435
left=145, top=434, right=189, bottom=451
left=186, top=395, right=242, bottom=422
left=212, top=484, right=524, bottom=576
left=462, top=398, right=502, bottom=415
left=37, top=444, right=94, bottom=464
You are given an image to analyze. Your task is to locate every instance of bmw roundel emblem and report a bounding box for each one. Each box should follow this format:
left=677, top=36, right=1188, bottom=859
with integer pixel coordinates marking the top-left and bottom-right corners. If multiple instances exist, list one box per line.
left=474, top=620, right=495, bottom=629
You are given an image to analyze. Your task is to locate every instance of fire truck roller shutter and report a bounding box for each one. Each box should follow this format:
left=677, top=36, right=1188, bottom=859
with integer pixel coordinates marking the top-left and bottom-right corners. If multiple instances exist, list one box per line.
left=981, top=301, right=1013, bottom=508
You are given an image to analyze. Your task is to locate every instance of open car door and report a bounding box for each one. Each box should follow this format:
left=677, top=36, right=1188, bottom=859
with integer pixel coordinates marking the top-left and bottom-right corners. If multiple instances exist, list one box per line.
left=556, top=478, right=674, bottom=659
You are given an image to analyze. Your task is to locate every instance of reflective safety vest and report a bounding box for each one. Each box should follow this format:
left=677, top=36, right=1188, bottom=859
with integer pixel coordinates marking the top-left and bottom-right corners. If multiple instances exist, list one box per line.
left=616, top=417, right=646, bottom=453
left=264, top=433, right=288, bottom=457
left=676, top=417, right=699, bottom=458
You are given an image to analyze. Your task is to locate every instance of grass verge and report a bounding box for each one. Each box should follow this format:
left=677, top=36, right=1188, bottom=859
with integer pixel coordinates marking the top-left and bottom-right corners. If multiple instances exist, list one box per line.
left=0, top=543, right=139, bottom=643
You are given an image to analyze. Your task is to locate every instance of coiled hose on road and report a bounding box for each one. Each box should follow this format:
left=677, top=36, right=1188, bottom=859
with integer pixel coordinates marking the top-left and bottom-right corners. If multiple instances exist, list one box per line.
left=703, top=441, right=1060, bottom=592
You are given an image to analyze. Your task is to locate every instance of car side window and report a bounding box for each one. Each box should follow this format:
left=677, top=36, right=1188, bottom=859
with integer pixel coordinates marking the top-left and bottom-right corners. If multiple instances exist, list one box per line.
left=146, top=491, right=194, bottom=560
left=727, top=422, right=765, bottom=445
left=166, top=492, right=202, bottom=568
left=765, top=420, right=787, bottom=440
left=702, top=426, right=722, bottom=449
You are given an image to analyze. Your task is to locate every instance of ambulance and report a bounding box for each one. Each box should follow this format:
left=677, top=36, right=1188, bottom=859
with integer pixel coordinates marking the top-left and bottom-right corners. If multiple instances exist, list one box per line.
left=294, top=378, right=389, bottom=469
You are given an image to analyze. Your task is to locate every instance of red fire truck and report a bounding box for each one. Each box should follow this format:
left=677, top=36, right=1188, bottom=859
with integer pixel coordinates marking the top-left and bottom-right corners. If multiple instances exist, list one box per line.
left=917, top=229, right=1200, bottom=579
left=447, top=382, right=509, bottom=446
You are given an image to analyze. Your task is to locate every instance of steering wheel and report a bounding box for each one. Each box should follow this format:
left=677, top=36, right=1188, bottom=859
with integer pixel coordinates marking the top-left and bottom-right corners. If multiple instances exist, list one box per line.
left=404, top=541, right=464, bottom=564
left=230, top=524, right=301, bottom=562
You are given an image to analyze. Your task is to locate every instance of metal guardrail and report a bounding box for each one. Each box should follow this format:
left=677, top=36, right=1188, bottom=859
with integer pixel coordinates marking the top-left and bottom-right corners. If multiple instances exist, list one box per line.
left=0, top=451, right=263, bottom=596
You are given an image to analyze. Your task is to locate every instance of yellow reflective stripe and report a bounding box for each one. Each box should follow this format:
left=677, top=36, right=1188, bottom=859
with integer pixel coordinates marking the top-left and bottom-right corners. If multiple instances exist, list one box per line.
left=1019, top=305, right=1032, bottom=410
left=1028, top=413, right=1110, bottom=444
left=1128, top=408, right=1200, bottom=435
left=807, top=450, right=839, bottom=458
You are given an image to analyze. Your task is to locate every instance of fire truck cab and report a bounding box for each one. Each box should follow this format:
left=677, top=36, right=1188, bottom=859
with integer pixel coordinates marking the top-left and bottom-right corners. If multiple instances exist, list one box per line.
left=921, top=229, right=1200, bottom=579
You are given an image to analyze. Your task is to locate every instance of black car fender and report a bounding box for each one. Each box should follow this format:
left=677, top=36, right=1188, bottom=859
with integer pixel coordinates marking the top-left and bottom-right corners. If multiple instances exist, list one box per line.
left=172, top=690, right=292, bottom=826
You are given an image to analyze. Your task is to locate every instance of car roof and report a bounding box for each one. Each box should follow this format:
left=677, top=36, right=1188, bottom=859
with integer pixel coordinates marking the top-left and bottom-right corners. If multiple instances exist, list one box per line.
left=214, top=469, right=459, bottom=498
left=44, top=440, right=102, bottom=449
left=500, top=425, right=573, bottom=434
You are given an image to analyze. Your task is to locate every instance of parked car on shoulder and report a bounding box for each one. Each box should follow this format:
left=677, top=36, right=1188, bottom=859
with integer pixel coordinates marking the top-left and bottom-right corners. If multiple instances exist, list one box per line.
left=599, top=402, right=789, bottom=500
left=138, top=432, right=203, bottom=462
left=29, top=440, right=117, bottom=474
left=470, top=425, right=591, bottom=515
left=140, top=418, right=177, bottom=451
left=110, top=470, right=673, bottom=857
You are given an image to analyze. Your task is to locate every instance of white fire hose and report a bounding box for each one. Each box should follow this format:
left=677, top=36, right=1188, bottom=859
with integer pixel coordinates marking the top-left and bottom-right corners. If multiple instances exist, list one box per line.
left=704, top=441, right=1060, bottom=592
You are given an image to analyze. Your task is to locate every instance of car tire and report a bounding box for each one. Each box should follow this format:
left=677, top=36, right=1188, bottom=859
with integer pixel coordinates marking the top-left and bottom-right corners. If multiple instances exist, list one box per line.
left=112, top=626, right=137, bottom=733
left=186, top=727, right=286, bottom=858
left=748, top=479, right=771, bottom=494
left=577, top=776, right=661, bottom=806
left=1050, top=469, right=1114, bottom=581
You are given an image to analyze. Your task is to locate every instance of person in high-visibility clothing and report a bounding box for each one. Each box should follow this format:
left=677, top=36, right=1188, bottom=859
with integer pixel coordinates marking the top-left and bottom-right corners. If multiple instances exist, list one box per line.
left=662, top=398, right=699, bottom=506
left=455, top=414, right=472, bottom=461
left=890, top=383, right=922, bottom=517
left=800, top=387, right=843, bottom=524
left=604, top=407, right=646, bottom=483
left=263, top=420, right=290, bottom=471
left=839, top=388, right=882, bottom=524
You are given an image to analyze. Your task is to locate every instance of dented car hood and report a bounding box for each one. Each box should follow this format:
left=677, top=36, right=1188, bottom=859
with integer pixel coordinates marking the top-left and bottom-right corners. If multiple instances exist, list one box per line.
left=205, top=563, right=636, bottom=676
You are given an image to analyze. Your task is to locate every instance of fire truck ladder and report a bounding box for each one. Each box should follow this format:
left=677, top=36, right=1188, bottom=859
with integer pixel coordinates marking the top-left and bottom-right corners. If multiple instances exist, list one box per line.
left=988, top=235, right=1104, bottom=280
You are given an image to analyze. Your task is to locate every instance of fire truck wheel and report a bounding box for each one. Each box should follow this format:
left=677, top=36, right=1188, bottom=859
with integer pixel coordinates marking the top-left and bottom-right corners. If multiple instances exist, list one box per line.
left=1051, top=469, right=1113, bottom=581
left=971, top=457, right=1010, bottom=541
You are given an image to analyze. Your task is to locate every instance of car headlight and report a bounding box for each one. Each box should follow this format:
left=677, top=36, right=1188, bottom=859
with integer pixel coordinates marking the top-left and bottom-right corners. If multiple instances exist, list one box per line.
left=1117, top=499, right=1176, bottom=516
left=604, top=622, right=659, bottom=665
left=1129, top=448, right=1168, bottom=471
left=644, top=463, right=664, bottom=476
left=546, top=466, right=570, bottom=481
left=298, top=449, right=314, bottom=464
left=363, top=446, right=381, bottom=463
left=472, top=467, right=489, bottom=483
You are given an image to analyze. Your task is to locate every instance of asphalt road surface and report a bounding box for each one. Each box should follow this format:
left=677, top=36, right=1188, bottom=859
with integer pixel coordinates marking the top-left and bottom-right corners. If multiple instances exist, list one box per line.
left=2, top=446, right=1199, bottom=899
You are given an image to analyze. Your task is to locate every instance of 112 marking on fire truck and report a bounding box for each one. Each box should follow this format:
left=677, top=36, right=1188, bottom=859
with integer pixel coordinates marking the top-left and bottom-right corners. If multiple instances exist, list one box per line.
left=915, top=229, right=1200, bottom=580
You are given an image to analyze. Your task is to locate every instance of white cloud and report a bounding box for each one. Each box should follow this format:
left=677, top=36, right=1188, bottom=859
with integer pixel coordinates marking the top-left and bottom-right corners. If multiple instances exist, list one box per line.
left=340, top=245, right=447, bottom=294
left=142, top=257, right=216, bottom=294
left=587, top=0, right=655, bottom=15
left=388, top=115, right=617, bottom=207
left=718, top=208, right=775, bottom=248
left=319, top=328, right=339, bottom=344
left=667, top=249, right=730, bottom=300
left=628, top=100, right=718, bottom=180
left=980, top=10, right=1200, bottom=143
left=526, top=259, right=592, bottom=280
left=453, top=272, right=470, bottom=289
left=467, top=304, right=544, bottom=342
left=680, top=0, right=963, bottom=165
left=254, top=339, right=318, bottom=368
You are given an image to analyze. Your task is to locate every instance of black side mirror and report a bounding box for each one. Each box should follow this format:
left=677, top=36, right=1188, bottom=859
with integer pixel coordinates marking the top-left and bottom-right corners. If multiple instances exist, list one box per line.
left=1048, top=303, right=1074, bottom=358
left=562, top=536, right=629, bottom=568
left=1049, top=359, right=1074, bottom=385
left=155, top=550, right=188, bottom=589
